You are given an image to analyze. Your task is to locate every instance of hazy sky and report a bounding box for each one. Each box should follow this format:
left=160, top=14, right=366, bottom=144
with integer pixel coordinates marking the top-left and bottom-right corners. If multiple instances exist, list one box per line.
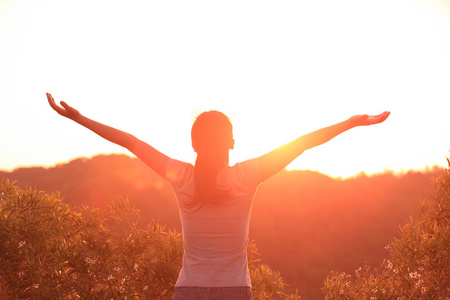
left=1, top=0, right=450, bottom=178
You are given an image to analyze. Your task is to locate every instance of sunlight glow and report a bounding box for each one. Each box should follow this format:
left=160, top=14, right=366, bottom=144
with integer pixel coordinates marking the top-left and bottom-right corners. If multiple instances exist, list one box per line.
left=1, top=0, right=450, bottom=177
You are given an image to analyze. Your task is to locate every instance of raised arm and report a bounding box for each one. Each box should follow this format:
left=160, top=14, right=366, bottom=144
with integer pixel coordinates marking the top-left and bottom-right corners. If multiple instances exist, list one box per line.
left=46, top=93, right=169, bottom=177
left=258, top=111, right=390, bottom=181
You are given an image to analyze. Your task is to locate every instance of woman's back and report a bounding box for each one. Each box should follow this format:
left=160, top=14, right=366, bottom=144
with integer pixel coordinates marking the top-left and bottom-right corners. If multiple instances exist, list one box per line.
left=166, top=158, right=262, bottom=287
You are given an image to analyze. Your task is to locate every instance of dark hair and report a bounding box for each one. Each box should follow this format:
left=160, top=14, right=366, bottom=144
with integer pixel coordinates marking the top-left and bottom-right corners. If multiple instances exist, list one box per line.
left=191, top=111, right=234, bottom=203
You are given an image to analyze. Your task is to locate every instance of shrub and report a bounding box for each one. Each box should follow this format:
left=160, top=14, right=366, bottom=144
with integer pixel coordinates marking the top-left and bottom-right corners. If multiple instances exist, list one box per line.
left=0, top=178, right=300, bottom=299
left=323, top=159, right=450, bottom=299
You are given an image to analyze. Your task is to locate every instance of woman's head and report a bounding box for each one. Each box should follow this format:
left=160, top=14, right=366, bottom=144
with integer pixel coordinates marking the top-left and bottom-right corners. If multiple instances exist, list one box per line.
left=191, top=111, right=234, bottom=203
left=191, top=110, right=234, bottom=155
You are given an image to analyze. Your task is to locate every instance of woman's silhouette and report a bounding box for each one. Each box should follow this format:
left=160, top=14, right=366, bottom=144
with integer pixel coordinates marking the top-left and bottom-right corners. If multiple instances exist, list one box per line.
left=47, top=93, right=389, bottom=300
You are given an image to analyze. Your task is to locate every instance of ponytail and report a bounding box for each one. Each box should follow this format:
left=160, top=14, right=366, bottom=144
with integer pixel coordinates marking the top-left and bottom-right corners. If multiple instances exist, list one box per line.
left=194, top=150, right=229, bottom=202
left=191, top=111, right=233, bottom=204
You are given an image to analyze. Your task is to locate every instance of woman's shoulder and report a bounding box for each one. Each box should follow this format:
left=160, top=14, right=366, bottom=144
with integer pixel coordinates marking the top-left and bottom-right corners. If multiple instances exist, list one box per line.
left=227, top=157, right=263, bottom=188
left=165, top=158, right=194, bottom=184
left=231, top=157, right=260, bottom=171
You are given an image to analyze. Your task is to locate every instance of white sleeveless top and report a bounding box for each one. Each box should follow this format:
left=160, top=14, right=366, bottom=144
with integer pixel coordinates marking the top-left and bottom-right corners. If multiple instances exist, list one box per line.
left=165, top=158, right=262, bottom=287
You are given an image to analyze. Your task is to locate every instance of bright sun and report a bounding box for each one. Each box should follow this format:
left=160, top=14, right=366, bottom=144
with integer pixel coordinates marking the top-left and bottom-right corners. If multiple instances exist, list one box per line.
left=1, top=0, right=450, bottom=177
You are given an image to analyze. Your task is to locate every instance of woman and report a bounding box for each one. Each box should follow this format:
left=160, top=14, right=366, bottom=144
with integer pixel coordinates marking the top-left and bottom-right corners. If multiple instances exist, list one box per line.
left=46, top=93, right=389, bottom=299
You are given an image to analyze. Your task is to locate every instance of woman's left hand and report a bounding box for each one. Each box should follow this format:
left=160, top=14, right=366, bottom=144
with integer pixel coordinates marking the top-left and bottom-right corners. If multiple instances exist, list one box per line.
left=47, top=93, right=81, bottom=121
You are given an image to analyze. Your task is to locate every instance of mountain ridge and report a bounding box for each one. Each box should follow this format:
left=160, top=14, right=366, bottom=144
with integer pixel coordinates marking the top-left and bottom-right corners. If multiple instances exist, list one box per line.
left=1, top=154, right=442, bottom=299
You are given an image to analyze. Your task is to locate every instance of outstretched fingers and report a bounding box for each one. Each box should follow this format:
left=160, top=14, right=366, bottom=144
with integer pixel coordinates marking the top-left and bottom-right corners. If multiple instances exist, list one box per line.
left=362, top=112, right=390, bottom=126
left=350, top=111, right=390, bottom=127
left=46, top=93, right=78, bottom=119
left=370, top=111, right=390, bottom=124
left=47, top=93, right=56, bottom=108
left=60, top=101, right=70, bottom=110
left=47, top=93, right=64, bottom=114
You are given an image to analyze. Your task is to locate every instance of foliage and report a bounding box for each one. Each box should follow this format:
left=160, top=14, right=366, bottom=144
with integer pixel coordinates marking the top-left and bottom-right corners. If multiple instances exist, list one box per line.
left=0, top=178, right=300, bottom=299
left=2, top=154, right=442, bottom=299
left=323, top=159, right=450, bottom=300
left=247, top=241, right=300, bottom=299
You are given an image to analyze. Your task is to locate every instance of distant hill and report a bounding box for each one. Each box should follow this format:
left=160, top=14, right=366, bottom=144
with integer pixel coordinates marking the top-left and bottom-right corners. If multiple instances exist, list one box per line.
left=1, top=154, right=442, bottom=299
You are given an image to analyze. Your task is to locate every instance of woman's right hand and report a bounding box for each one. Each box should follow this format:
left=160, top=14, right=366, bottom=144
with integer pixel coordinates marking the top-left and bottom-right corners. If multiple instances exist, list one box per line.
left=349, top=111, right=390, bottom=127
left=47, top=93, right=81, bottom=121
